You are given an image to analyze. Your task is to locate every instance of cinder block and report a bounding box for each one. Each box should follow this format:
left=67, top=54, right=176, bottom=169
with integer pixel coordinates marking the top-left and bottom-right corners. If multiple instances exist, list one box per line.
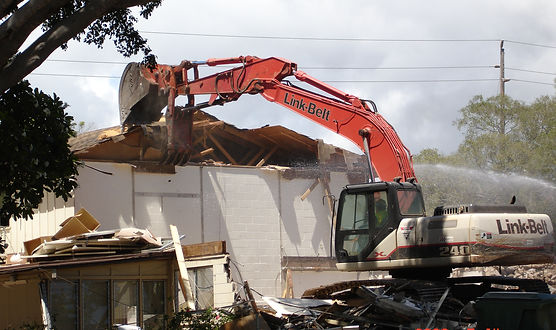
left=214, top=282, right=234, bottom=295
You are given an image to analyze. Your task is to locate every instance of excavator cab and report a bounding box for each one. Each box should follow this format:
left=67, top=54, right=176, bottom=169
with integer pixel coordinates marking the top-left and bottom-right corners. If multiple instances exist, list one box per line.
left=335, top=181, right=426, bottom=263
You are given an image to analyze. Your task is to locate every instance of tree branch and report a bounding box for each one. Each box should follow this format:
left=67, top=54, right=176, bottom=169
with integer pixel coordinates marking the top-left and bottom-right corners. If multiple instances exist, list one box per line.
left=0, top=0, right=157, bottom=93
left=0, top=0, right=72, bottom=68
left=0, top=0, right=23, bottom=19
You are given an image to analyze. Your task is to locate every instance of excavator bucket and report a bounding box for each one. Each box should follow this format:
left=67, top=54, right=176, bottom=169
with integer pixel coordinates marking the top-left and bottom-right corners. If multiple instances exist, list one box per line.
left=119, top=62, right=194, bottom=165
left=118, top=63, right=169, bottom=126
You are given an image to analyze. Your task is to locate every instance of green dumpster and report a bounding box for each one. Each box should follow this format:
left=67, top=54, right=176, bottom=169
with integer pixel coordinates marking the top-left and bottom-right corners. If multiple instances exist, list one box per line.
left=475, top=291, right=556, bottom=330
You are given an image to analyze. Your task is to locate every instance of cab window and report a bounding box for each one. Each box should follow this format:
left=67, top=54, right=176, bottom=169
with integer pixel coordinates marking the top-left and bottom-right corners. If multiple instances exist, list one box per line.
left=339, top=193, right=369, bottom=230
left=397, top=189, right=425, bottom=216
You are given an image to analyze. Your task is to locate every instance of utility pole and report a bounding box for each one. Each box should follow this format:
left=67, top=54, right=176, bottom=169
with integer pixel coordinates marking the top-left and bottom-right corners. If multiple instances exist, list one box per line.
left=495, top=40, right=510, bottom=96
left=494, top=40, right=511, bottom=135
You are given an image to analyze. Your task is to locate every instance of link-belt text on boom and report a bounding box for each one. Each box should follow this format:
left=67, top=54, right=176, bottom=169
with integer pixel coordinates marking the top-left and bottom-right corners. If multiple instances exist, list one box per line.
left=283, top=92, right=330, bottom=121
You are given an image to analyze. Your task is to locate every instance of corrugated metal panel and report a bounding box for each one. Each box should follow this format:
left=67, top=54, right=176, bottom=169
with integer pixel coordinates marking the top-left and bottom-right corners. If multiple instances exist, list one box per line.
left=6, top=192, right=74, bottom=255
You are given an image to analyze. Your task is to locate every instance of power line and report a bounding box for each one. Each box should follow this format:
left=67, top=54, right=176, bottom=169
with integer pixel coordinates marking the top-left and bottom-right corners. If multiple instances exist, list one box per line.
left=505, top=40, right=556, bottom=49
left=303, top=65, right=494, bottom=70
left=31, top=72, right=120, bottom=78
left=46, top=59, right=129, bottom=65
left=138, top=30, right=499, bottom=43
left=136, top=31, right=556, bottom=49
left=510, top=78, right=555, bottom=86
left=45, top=59, right=496, bottom=70
left=506, top=67, right=556, bottom=76
left=322, top=78, right=499, bottom=83
left=45, top=59, right=556, bottom=76
left=29, top=72, right=500, bottom=83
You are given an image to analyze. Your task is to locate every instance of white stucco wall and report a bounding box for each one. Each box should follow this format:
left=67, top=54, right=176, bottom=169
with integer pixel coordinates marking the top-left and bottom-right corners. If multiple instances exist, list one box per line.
left=5, top=161, right=371, bottom=299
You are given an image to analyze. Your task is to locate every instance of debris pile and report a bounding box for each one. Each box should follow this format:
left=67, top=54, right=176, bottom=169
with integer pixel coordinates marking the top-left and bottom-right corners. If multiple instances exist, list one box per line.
left=453, top=263, right=556, bottom=293
left=4, top=208, right=161, bottom=264
left=251, top=279, right=476, bottom=329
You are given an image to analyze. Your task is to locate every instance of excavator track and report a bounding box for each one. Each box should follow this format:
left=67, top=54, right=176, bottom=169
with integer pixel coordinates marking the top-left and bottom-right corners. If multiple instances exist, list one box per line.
left=301, top=276, right=550, bottom=302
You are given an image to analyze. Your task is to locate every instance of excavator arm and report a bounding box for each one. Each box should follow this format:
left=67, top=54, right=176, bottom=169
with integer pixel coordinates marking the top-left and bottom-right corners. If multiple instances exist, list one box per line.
left=119, top=56, right=415, bottom=182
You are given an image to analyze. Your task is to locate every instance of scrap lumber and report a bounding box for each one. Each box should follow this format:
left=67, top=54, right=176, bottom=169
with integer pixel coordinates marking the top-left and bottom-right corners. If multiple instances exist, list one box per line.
left=256, top=145, right=279, bottom=167
left=170, top=225, right=196, bottom=311
left=281, top=268, right=294, bottom=298
left=300, top=178, right=320, bottom=201
left=182, top=240, right=226, bottom=258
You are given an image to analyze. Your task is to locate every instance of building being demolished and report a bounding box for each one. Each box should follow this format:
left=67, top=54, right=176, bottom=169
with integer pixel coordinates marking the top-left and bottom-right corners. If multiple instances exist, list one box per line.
left=0, top=110, right=376, bottom=328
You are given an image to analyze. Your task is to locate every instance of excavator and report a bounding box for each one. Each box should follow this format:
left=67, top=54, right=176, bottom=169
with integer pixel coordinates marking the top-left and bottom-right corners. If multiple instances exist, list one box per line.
left=119, top=56, right=554, bottom=283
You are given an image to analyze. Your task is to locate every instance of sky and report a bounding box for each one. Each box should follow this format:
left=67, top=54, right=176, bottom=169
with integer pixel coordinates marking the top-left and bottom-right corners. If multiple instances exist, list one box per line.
left=26, top=0, right=556, bottom=156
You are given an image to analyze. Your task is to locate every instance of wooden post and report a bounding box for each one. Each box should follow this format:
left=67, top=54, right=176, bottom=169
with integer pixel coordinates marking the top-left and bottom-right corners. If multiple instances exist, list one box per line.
left=243, top=280, right=258, bottom=312
left=281, top=268, right=294, bottom=298
left=170, top=225, right=196, bottom=310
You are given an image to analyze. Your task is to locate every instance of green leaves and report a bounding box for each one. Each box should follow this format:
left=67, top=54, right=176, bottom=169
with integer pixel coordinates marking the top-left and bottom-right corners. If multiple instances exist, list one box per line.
left=0, top=81, right=79, bottom=225
left=452, top=94, right=555, bottom=180
left=42, top=0, right=162, bottom=61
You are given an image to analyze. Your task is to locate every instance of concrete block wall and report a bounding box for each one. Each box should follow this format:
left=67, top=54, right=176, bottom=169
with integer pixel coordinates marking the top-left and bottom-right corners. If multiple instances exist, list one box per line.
left=203, top=167, right=283, bottom=297
left=6, top=161, right=369, bottom=300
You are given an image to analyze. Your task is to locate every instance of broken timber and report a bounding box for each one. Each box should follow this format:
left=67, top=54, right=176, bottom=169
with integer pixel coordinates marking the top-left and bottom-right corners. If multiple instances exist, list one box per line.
left=170, top=225, right=196, bottom=310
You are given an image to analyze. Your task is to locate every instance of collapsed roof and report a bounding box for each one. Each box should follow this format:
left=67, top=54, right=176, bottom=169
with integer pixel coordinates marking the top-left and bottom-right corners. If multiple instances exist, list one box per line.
left=69, top=110, right=367, bottom=178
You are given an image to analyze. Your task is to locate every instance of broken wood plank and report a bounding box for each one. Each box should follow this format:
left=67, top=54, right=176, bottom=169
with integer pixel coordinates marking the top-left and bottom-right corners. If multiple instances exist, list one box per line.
left=256, top=145, right=279, bottom=167
left=244, top=280, right=259, bottom=312
left=182, top=241, right=226, bottom=258
left=246, top=148, right=266, bottom=166
left=199, top=147, right=214, bottom=156
left=170, top=225, right=196, bottom=311
left=300, top=178, right=320, bottom=201
left=281, top=268, right=294, bottom=298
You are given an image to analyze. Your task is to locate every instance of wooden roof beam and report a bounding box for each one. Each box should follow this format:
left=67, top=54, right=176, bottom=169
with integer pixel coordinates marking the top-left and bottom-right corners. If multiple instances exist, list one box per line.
left=256, top=145, right=279, bottom=167
left=208, top=133, right=237, bottom=165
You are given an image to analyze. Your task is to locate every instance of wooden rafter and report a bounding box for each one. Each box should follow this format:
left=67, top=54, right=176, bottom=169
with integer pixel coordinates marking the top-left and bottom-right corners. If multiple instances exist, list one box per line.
left=256, top=145, right=279, bottom=167
left=208, top=132, right=237, bottom=164
left=247, top=148, right=266, bottom=166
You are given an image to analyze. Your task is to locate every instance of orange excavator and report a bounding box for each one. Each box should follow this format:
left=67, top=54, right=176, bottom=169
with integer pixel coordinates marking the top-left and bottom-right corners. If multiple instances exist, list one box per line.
left=119, top=56, right=553, bottom=281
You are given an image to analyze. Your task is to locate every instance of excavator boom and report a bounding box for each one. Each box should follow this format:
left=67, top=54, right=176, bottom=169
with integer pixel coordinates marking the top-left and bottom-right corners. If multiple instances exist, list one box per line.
left=119, top=56, right=415, bottom=182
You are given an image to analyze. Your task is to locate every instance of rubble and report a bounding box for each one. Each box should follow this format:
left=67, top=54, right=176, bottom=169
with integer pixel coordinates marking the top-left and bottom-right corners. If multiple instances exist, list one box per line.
left=225, top=271, right=556, bottom=329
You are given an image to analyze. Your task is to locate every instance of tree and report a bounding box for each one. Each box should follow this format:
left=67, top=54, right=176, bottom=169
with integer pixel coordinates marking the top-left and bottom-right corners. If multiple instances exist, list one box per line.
left=454, top=95, right=529, bottom=173
left=453, top=93, right=555, bottom=181
left=517, top=95, right=556, bottom=181
left=413, top=148, right=444, bottom=164
left=0, top=0, right=162, bottom=93
left=0, top=81, right=78, bottom=225
left=0, top=0, right=162, bottom=223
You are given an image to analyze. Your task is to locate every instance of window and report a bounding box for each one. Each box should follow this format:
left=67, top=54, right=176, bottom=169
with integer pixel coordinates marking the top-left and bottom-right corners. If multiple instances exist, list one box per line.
left=189, top=267, right=214, bottom=310
left=397, top=190, right=425, bottom=216
left=82, top=280, right=109, bottom=330
left=373, top=191, right=388, bottom=228
left=48, top=278, right=166, bottom=329
left=114, top=280, right=139, bottom=326
left=339, top=193, right=369, bottom=230
left=50, top=280, right=78, bottom=329
left=143, top=280, right=166, bottom=329
left=176, top=267, right=214, bottom=311
left=337, top=193, right=370, bottom=257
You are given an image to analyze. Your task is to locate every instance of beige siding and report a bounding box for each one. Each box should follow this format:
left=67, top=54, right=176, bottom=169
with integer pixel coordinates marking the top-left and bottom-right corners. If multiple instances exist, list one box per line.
left=0, top=279, right=43, bottom=329
left=5, top=192, right=74, bottom=255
